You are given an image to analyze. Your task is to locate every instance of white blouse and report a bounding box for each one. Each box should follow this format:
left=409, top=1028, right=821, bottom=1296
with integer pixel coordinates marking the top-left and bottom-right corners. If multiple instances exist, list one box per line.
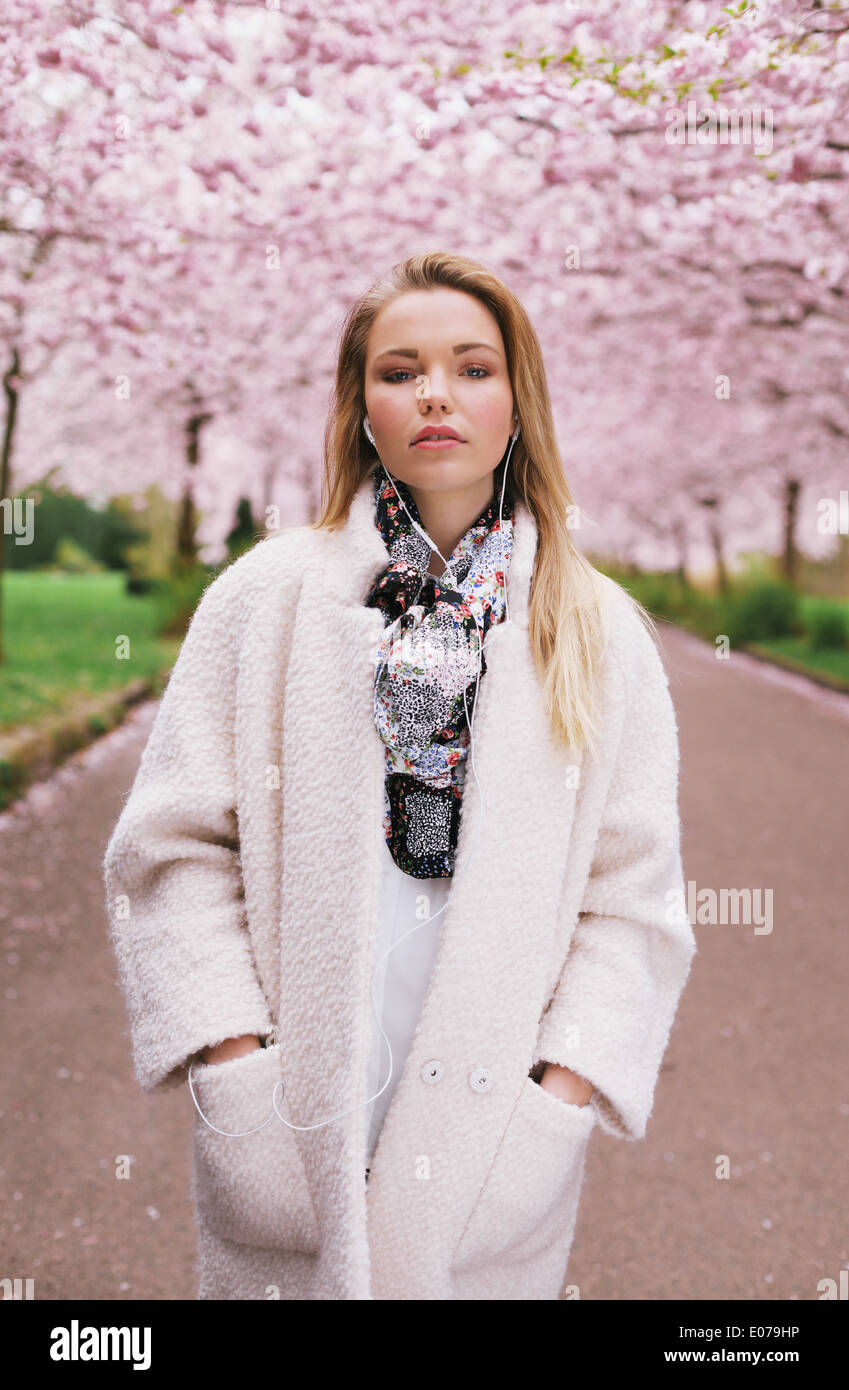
left=364, top=835, right=453, bottom=1166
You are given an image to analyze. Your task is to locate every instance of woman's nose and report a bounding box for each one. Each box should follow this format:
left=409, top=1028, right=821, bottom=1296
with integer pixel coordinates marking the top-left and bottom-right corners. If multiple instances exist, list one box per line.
left=416, top=370, right=454, bottom=412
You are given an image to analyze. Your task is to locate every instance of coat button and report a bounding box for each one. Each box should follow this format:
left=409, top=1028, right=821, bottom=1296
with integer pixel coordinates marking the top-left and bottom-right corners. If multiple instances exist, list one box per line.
left=420, top=1059, right=444, bottom=1084
left=469, top=1067, right=494, bottom=1093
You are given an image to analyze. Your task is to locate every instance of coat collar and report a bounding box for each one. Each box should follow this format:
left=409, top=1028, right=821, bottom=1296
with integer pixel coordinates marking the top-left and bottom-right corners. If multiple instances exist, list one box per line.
left=327, top=465, right=537, bottom=629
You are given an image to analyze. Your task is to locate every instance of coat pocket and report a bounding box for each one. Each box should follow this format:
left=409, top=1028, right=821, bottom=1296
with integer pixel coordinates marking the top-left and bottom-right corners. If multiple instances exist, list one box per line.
left=451, top=1073, right=596, bottom=1272
left=189, top=1043, right=319, bottom=1254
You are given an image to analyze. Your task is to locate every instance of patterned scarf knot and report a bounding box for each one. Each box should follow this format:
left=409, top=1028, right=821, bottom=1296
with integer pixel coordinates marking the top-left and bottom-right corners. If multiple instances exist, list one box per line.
left=363, top=461, right=514, bottom=878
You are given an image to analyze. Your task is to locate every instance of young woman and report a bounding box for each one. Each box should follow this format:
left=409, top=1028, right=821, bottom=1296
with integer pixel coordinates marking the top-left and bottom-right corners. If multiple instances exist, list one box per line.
left=103, top=251, right=697, bottom=1301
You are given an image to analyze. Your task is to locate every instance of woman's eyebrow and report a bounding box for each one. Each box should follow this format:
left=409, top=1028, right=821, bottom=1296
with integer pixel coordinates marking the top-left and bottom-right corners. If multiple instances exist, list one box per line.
left=373, top=342, right=502, bottom=363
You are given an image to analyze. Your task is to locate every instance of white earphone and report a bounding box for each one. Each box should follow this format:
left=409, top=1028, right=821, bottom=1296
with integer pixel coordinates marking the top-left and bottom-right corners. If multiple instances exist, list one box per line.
left=188, top=413, right=521, bottom=1141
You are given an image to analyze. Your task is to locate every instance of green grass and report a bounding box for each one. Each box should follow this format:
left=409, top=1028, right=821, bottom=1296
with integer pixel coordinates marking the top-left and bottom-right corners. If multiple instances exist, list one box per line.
left=745, top=637, right=849, bottom=684
left=0, top=571, right=181, bottom=730
left=3, top=567, right=848, bottom=735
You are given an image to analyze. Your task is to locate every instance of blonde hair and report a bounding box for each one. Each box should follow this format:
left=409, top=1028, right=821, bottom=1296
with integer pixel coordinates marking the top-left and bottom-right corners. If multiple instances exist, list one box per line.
left=314, top=251, right=658, bottom=756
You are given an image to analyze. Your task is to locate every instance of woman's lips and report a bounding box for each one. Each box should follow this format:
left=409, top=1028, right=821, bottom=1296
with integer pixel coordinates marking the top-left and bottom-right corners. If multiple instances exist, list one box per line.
left=411, top=438, right=466, bottom=449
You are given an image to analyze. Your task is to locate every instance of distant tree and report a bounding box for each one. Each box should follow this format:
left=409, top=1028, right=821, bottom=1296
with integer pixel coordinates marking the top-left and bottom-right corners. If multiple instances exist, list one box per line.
left=3, top=477, right=143, bottom=571
left=225, top=496, right=259, bottom=562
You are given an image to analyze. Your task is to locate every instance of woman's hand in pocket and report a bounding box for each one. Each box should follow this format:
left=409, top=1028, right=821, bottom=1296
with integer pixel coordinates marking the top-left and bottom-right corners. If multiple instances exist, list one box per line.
left=538, top=1062, right=594, bottom=1106
left=201, top=1034, right=262, bottom=1065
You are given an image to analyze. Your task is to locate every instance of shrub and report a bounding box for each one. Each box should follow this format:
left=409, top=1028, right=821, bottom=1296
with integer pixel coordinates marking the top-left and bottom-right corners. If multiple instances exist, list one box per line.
left=806, top=602, right=849, bottom=651
left=635, top=577, right=676, bottom=618
left=720, top=580, right=802, bottom=645
left=671, top=586, right=716, bottom=639
left=53, top=536, right=105, bottom=573
left=125, top=574, right=155, bottom=596
left=3, top=475, right=143, bottom=570
left=609, top=572, right=679, bottom=620
left=152, top=564, right=216, bottom=638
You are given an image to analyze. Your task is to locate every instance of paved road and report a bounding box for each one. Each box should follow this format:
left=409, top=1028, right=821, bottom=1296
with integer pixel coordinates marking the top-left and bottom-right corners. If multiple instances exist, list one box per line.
left=571, top=626, right=849, bottom=1302
left=1, top=624, right=847, bottom=1301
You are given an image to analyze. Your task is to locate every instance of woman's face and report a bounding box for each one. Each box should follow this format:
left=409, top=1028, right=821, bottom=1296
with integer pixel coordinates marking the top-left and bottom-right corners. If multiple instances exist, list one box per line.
left=363, top=288, right=515, bottom=499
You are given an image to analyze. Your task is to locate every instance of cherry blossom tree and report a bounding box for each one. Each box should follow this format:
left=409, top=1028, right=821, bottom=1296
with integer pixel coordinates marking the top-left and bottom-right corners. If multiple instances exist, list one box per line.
left=2, top=0, right=848, bottom=657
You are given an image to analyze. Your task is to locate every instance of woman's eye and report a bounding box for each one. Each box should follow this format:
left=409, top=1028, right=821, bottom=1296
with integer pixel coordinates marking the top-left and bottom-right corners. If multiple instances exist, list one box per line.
left=383, top=366, right=490, bottom=382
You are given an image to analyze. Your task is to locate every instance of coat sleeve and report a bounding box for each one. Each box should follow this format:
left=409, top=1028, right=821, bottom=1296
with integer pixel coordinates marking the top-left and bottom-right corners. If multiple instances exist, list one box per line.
left=531, top=610, right=696, bottom=1142
left=102, top=561, right=273, bottom=1095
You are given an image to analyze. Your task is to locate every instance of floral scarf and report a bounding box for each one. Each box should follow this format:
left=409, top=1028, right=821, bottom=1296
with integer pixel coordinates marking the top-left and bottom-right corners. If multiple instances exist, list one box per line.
left=363, top=460, right=515, bottom=878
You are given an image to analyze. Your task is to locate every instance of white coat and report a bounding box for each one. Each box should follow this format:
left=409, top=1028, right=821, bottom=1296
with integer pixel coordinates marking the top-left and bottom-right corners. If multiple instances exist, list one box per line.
left=102, top=467, right=697, bottom=1301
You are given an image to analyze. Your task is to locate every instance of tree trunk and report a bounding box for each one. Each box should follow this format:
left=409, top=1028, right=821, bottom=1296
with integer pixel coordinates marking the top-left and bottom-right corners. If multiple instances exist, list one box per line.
left=262, top=456, right=278, bottom=522
left=175, top=486, right=198, bottom=571
left=781, top=477, right=800, bottom=586
left=699, top=495, right=729, bottom=595
left=176, top=393, right=212, bottom=570
left=837, top=532, right=849, bottom=596
left=0, top=345, right=22, bottom=664
left=300, top=454, right=319, bottom=525
left=673, top=518, right=691, bottom=591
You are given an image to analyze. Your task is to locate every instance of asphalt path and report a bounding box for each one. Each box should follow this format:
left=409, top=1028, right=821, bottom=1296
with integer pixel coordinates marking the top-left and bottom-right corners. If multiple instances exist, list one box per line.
left=1, top=623, right=846, bottom=1301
